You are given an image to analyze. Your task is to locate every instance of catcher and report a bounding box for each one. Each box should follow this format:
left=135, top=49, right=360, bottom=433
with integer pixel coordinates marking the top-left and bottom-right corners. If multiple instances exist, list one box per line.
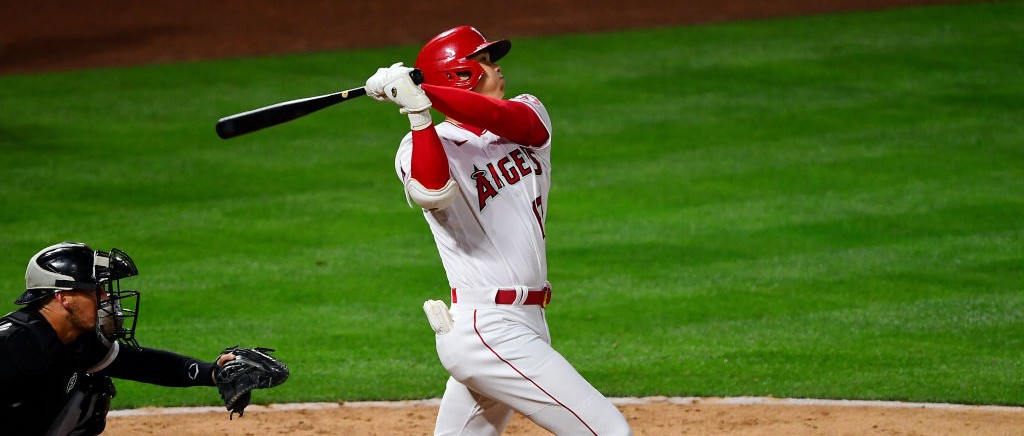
left=0, top=242, right=289, bottom=435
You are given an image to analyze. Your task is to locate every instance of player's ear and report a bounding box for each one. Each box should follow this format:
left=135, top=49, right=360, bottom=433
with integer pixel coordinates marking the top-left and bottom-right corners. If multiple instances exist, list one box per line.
left=55, top=291, right=71, bottom=310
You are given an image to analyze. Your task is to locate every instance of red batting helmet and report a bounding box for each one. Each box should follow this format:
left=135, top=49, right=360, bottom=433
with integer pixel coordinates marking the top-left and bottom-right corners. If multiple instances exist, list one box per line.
left=415, top=26, right=511, bottom=90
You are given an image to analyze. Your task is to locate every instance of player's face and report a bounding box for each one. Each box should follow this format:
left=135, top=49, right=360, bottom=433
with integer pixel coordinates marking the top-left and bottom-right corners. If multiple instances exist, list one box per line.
left=469, top=51, right=504, bottom=99
left=61, top=289, right=100, bottom=332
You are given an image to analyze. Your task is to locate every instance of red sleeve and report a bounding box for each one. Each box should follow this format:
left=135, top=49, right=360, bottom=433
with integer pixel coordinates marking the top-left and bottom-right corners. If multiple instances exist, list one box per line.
left=422, top=84, right=549, bottom=147
left=410, top=125, right=451, bottom=190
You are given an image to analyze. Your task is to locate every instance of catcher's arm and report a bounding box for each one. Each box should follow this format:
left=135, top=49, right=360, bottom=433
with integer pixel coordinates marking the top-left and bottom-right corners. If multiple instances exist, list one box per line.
left=104, top=346, right=219, bottom=387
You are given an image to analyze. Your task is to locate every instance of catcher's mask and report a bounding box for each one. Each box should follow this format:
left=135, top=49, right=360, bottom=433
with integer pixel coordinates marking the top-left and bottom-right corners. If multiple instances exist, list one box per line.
left=19, top=242, right=141, bottom=348
left=415, top=26, right=511, bottom=91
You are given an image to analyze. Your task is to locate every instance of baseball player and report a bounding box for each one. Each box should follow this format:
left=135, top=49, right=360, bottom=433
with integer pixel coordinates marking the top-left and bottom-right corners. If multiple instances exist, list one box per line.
left=365, top=26, right=632, bottom=435
left=0, top=242, right=285, bottom=435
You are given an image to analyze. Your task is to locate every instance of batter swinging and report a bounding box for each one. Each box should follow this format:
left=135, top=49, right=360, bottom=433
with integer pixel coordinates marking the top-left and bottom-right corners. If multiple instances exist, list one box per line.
left=365, top=26, right=631, bottom=435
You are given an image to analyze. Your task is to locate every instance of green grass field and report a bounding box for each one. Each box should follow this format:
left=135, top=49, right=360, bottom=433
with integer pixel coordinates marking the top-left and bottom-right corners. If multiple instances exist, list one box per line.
left=1, top=1, right=1021, bottom=409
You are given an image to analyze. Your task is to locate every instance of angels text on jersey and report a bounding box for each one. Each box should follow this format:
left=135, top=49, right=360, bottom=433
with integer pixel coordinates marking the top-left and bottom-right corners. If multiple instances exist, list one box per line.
left=471, top=145, right=544, bottom=211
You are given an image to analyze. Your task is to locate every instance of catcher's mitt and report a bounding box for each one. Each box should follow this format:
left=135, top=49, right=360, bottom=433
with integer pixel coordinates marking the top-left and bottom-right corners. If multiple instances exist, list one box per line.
left=215, top=346, right=289, bottom=418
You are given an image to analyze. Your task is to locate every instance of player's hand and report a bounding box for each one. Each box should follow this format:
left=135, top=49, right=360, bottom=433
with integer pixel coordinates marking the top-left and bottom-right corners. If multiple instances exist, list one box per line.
left=365, top=62, right=431, bottom=112
left=365, top=62, right=404, bottom=102
left=214, top=346, right=290, bottom=419
left=211, top=351, right=236, bottom=383
left=216, top=352, right=236, bottom=367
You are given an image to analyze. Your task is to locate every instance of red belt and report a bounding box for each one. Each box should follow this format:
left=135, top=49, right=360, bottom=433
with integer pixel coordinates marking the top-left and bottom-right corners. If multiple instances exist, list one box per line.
left=451, top=286, right=552, bottom=308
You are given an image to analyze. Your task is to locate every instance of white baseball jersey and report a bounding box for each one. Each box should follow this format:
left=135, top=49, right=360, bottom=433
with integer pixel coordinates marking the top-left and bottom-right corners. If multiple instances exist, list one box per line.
left=395, top=94, right=552, bottom=292
left=395, top=93, right=632, bottom=435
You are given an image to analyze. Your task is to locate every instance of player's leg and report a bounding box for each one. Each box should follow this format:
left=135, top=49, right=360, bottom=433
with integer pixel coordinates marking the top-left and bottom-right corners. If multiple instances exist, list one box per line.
left=434, top=376, right=514, bottom=436
left=509, top=354, right=631, bottom=435
left=455, top=308, right=632, bottom=435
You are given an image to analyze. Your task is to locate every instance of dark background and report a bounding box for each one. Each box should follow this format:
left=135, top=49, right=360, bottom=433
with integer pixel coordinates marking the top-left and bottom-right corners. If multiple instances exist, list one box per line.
left=1, top=0, right=973, bottom=75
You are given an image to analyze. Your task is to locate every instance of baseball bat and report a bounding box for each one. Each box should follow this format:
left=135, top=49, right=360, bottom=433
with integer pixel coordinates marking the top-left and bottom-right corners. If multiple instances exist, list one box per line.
left=215, top=69, right=424, bottom=139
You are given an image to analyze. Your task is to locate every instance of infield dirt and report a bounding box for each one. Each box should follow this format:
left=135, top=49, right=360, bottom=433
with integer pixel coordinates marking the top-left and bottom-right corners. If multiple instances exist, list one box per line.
left=104, top=398, right=1023, bottom=435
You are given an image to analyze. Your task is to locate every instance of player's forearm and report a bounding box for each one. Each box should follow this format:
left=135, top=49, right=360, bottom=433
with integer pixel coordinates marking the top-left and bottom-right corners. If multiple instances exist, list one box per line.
left=422, top=84, right=548, bottom=146
left=105, top=346, right=216, bottom=387
left=407, top=126, right=458, bottom=210
left=411, top=126, right=452, bottom=190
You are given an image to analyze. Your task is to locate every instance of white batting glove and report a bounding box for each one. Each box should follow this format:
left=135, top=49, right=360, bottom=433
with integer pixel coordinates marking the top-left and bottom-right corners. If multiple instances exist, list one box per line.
left=365, top=62, right=432, bottom=130
left=365, top=62, right=406, bottom=102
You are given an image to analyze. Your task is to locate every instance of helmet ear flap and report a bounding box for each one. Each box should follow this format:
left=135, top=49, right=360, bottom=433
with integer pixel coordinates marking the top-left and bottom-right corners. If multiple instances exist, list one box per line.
left=447, top=62, right=484, bottom=89
left=415, top=26, right=508, bottom=90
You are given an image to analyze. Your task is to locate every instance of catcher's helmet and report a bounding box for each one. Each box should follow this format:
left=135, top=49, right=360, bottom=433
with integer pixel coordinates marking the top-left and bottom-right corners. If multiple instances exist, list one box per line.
left=18, top=242, right=141, bottom=348
left=19, top=242, right=99, bottom=305
left=415, top=26, right=511, bottom=90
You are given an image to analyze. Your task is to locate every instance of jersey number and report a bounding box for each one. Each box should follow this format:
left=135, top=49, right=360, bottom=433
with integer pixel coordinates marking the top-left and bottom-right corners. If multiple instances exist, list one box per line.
left=532, top=195, right=546, bottom=238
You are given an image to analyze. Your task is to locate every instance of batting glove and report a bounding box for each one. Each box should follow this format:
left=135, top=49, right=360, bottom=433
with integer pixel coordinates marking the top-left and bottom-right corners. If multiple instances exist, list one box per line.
left=365, top=62, right=405, bottom=102
left=366, top=62, right=432, bottom=130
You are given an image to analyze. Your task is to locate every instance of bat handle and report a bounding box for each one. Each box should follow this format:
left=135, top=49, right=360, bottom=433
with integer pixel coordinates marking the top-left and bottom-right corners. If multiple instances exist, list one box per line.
left=410, top=68, right=424, bottom=85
